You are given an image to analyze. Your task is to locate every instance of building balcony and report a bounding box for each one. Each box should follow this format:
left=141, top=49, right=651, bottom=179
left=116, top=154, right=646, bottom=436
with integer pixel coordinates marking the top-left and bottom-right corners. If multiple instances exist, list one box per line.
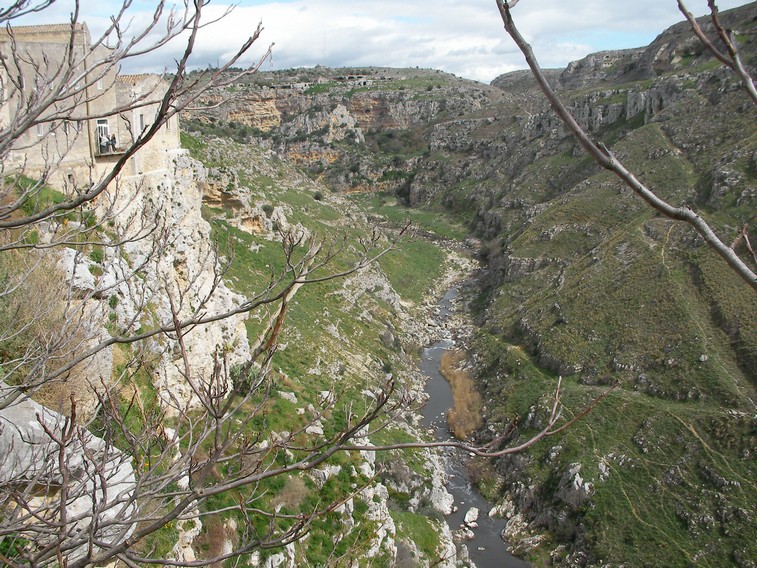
left=94, top=146, right=127, bottom=160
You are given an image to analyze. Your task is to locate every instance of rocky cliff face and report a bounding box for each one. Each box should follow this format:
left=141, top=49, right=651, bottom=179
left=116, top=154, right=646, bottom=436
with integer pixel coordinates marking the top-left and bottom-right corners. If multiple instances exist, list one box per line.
left=183, top=67, right=505, bottom=193
left=54, top=150, right=250, bottom=413
left=0, top=382, right=137, bottom=562
left=117, top=152, right=251, bottom=410
left=0, top=147, right=253, bottom=565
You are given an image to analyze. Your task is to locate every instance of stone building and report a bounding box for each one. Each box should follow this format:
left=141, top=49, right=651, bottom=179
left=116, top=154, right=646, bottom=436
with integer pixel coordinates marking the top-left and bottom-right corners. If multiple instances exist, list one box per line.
left=0, top=22, right=180, bottom=192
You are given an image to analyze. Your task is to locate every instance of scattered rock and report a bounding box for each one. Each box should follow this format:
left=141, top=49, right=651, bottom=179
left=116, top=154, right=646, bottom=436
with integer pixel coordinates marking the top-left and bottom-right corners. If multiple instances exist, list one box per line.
left=279, top=391, right=298, bottom=403
left=464, top=507, right=480, bottom=527
left=556, top=463, right=593, bottom=510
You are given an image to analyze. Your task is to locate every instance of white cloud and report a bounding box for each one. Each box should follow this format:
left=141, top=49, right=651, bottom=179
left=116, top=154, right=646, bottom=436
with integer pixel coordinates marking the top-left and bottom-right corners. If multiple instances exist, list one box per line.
left=12, top=0, right=753, bottom=83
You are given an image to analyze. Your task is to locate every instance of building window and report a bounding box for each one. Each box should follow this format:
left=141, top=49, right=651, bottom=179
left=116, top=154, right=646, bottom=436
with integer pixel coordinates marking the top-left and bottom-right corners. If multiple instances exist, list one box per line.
left=96, top=119, right=110, bottom=153
left=36, top=123, right=44, bottom=137
left=165, top=117, right=171, bottom=131
left=139, top=113, right=145, bottom=132
left=96, top=77, right=104, bottom=90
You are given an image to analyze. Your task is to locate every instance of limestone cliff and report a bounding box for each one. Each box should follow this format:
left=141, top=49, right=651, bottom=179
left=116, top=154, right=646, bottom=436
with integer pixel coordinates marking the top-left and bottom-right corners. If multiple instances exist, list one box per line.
left=55, top=149, right=250, bottom=412
left=0, top=381, right=136, bottom=561
left=182, top=67, right=505, bottom=193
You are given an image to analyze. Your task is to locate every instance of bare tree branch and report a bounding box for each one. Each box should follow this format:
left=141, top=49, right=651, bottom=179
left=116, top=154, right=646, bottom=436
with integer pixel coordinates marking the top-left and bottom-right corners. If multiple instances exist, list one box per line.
left=341, top=378, right=615, bottom=457
left=495, top=0, right=757, bottom=291
left=677, top=0, right=757, bottom=105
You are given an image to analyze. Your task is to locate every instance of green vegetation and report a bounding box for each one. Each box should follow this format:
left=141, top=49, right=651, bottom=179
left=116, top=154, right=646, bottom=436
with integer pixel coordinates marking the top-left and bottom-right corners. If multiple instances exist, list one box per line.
left=391, top=511, right=441, bottom=559
left=348, top=191, right=469, bottom=241
left=180, top=131, right=206, bottom=159
left=364, top=128, right=429, bottom=158
left=372, top=426, right=430, bottom=477
left=15, top=178, right=66, bottom=216
left=180, top=135, right=453, bottom=565
left=179, top=18, right=757, bottom=563
left=377, top=240, right=447, bottom=305
left=303, top=82, right=340, bottom=95
left=7, top=177, right=96, bottom=228
left=0, top=535, right=29, bottom=559
left=182, top=118, right=265, bottom=145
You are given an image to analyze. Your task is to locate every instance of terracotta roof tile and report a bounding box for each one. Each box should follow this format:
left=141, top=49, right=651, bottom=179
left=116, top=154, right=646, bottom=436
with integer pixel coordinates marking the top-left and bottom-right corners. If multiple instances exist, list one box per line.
left=117, top=74, right=157, bottom=84
left=0, top=23, right=87, bottom=35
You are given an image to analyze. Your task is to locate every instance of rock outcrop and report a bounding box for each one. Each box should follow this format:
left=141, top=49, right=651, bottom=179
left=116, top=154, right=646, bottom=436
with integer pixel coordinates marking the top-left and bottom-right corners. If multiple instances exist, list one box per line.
left=0, top=381, right=136, bottom=561
left=103, top=150, right=250, bottom=411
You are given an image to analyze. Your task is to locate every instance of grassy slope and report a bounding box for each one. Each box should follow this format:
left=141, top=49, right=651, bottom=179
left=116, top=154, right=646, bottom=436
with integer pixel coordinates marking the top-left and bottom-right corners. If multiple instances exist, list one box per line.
left=183, top=133, right=463, bottom=565
left=181, top=39, right=757, bottom=564
left=467, top=79, right=756, bottom=565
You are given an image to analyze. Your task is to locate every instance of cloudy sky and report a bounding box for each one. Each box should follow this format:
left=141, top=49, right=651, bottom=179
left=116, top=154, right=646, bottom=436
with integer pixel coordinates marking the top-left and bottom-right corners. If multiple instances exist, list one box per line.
left=20, top=0, right=753, bottom=83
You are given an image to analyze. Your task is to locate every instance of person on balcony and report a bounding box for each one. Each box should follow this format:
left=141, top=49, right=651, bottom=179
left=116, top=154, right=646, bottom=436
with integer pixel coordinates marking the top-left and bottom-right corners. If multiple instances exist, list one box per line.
left=99, top=132, right=109, bottom=154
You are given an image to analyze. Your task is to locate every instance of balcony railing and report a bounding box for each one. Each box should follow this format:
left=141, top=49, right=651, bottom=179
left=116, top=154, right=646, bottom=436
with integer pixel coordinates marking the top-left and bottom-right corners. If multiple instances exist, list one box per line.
left=94, top=145, right=127, bottom=158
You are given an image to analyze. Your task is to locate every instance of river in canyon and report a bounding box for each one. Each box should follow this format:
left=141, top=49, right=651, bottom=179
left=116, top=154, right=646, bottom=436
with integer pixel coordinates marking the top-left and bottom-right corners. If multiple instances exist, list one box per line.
left=421, top=287, right=528, bottom=568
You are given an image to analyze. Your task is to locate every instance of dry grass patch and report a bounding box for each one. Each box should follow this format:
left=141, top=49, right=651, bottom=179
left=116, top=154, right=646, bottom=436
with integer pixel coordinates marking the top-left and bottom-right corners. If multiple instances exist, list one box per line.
left=272, top=475, right=309, bottom=511
left=196, top=514, right=239, bottom=566
left=0, top=245, right=105, bottom=418
left=440, top=350, right=483, bottom=440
